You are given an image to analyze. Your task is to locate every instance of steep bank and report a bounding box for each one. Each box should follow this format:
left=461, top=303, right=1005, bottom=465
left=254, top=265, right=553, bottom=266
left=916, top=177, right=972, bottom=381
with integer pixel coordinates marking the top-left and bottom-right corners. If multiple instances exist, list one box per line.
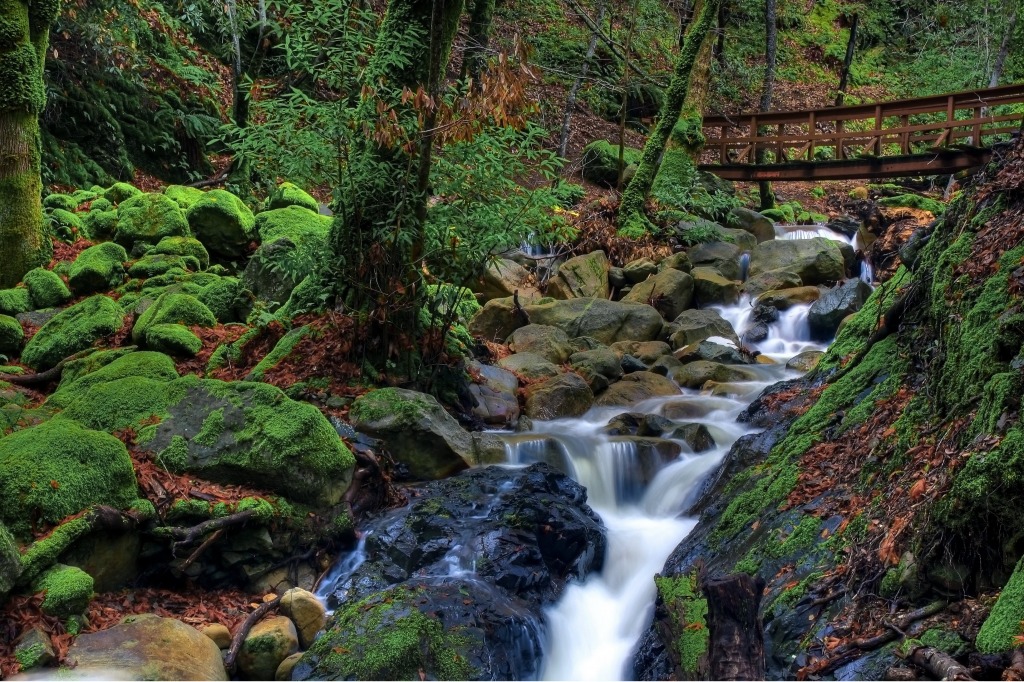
left=636, top=138, right=1024, bottom=679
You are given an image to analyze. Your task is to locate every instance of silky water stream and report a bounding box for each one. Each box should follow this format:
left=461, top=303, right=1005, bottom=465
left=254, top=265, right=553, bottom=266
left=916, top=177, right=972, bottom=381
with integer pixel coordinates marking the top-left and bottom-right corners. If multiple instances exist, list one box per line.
left=317, top=225, right=863, bottom=679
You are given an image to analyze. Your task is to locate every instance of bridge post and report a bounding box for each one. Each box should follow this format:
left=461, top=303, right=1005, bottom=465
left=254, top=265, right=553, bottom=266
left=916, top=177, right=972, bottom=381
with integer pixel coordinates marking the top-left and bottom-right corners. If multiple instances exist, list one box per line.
left=874, top=104, right=882, bottom=155
left=808, top=111, right=816, bottom=160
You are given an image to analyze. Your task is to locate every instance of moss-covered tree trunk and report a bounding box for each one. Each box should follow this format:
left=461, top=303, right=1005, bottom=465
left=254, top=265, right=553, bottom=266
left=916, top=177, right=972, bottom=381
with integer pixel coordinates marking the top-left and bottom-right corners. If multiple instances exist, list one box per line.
left=0, top=0, right=58, bottom=288
left=617, top=0, right=719, bottom=235
left=462, top=0, right=495, bottom=86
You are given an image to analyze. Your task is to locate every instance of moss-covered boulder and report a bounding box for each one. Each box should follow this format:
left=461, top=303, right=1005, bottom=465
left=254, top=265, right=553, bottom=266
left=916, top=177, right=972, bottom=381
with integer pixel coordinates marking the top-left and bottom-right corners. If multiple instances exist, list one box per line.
left=127, top=254, right=201, bottom=279
left=68, top=242, right=128, bottom=295
left=163, top=185, right=206, bottom=211
left=349, top=388, right=474, bottom=480
left=523, top=298, right=664, bottom=345
left=581, top=140, right=642, bottom=187
left=22, top=268, right=72, bottom=309
left=150, top=236, right=211, bottom=270
left=267, top=182, right=319, bottom=212
left=48, top=351, right=179, bottom=409
left=81, top=209, right=119, bottom=241
left=66, top=613, right=228, bottom=681
left=0, top=417, right=137, bottom=537
left=47, top=208, right=84, bottom=241
left=135, top=377, right=353, bottom=506
left=243, top=206, right=331, bottom=309
left=749, top=237, right=847, bottom=286
left=21, top=295, right=126, bottom=370
left=43, top=193, right=79, bottom=211
left=548, top=250, right=610, bottom=300
left=237, top=616, right=299, bottom=680
left=57, top=348, right=138, bottom=387
left=0, top=315, right=24, bottom=357
left=34, top=564, right=94, bottom=618
left=0, top=521, right=21, bottom=600
left=62, top=376, right=178, bottom=433
left=115, top=193, right=191, bottom=250
left=977, top=556, right=1024, bottom=652
left=145, top=323, right=203, bottom=356
left=186, top=189, right=256, bottom=258
left=103, top=182, right=142, bottom=205
left=132, top=292, right=216, bottom=345
left=0, top=288, right=31, bottom=316
left=197, top=277, right=245, bottom=322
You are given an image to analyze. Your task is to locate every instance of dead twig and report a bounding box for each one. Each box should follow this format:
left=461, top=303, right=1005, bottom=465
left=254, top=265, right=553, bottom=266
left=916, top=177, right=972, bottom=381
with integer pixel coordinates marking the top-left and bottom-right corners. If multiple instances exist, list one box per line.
left=169, top=509, right=258, bottom=556
left=224, top=595, right=283, bottom=674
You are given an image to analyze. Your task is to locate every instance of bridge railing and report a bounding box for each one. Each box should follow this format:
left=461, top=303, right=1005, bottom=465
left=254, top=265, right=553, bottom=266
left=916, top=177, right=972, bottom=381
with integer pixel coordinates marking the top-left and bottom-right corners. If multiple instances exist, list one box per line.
left=702, top=84, right=1024, bottom=168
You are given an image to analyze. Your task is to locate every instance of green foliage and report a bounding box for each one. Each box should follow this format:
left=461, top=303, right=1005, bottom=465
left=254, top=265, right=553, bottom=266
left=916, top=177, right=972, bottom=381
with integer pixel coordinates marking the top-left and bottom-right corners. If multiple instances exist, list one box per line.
left=654, top=573, right=709, bottom=675
left=877, top=193, right=946, bottom=215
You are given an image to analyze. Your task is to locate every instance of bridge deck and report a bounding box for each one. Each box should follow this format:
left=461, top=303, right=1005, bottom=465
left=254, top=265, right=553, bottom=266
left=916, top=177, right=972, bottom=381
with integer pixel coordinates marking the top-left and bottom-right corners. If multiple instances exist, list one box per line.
left=699, top=84, right=1023, bottom=181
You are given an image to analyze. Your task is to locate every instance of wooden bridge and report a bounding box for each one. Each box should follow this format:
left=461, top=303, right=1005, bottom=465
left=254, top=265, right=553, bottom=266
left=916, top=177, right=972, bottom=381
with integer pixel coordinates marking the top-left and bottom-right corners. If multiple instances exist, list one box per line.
left=699, top=84, right=1024, bottom=181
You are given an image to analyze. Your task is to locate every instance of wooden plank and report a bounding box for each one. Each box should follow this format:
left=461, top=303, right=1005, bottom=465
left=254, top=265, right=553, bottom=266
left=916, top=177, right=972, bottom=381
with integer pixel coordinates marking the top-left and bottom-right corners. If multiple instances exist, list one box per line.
left=699, top=149, right=991, bottom=181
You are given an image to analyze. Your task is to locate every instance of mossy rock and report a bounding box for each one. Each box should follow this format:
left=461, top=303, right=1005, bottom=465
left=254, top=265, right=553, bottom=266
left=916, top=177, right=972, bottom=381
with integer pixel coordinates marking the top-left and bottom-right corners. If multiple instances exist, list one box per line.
left=186, top=189, right=256, bottom=259
left=134, top=377, right=354, bottom=506
left=150, top=236, right=210, bottom=270
left=0, top=288, right=31, bottom=316
left=23, top=268, right=72, bottom=309
left=62, top=375, right=180, bottom=432
left=88, top=197, right=112, bottom=213
left=581, top=140, right=643, bottom=187
left=34, top=564, right=94, bottom=618
left=0, top=315, right=24, bottom=358
left=197, top=277, right=245, bottom=323
left=81, top=210, right=118, bottom=241
left=127, top=254, right=201, bottom=278
left=266, top=182, right=319, bottom=212
left=57, top=348, right=138, bottom=387
left=977, top=555, right=1024, bottom=652
left=43, top=193, right=79, bottom=211
left=103, top=182, right=142, bottom=204
left=0, top=417, right=137, bottom=537
left=877, top=193, right=945, bottom=216
left=145, top=323, right=203, bottom=357
left=21, top=295, right=126, bottom=370
left=163, top=185, right=206, bottom=211
left=114, top=193, right=191, bottom=250
left=68, top=242, right=128, bottom=295
left=0, top=521, right=21, bottom=599
left=49, top=351, right=178, bottom=409
left=132, top=292, right=216, bottom=345
left=244, top=206, right=331, bottom=309
left=47, top=208, right=84, bottom=241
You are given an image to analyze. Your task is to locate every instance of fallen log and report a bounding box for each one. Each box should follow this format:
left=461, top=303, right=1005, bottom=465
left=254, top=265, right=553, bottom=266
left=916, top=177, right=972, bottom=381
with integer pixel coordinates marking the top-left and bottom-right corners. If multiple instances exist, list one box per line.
left=702, top=573, right=766, bottom=681
left=905, top=645, right=973, bottom=681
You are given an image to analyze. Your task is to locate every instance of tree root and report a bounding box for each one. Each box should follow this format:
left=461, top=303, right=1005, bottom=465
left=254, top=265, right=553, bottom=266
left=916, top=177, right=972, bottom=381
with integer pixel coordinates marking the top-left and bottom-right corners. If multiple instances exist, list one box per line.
left=224, top=595, right=283, bottom=675
left=168, top=509, right=258, bottom=557
left=1004, top=649, right=1024, bottom=681
left=904, top=645, right=974, bottom=681
left=0, top=360, right=67, bottom=386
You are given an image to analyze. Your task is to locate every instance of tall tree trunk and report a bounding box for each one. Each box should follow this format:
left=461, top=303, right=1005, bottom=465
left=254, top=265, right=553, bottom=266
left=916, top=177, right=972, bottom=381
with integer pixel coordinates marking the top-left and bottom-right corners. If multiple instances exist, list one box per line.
left=618, top=0, right=719, bottom=234
left=989, top=7, right=1017, bottom=88
left=0, top=0, right=58, bottom=288
left=462, top=0, right=495, bottom=86
left=834, top=13, right=858, bottom=106
left=557, top=0, right=607, bottom=160
left=757, top=0, right=777, bottom=210
left=617, top=0, right=640, bottom=189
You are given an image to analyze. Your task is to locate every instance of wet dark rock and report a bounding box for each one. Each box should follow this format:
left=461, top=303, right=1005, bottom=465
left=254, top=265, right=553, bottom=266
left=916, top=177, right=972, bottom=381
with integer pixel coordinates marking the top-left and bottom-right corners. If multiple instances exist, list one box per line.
left=825, top=214, right=861, bottom=239
left=669, top=423, right=715, bottom=453
left=620, top=354, right=647, bottom=374
left=808, top=279, right=873, bottom=340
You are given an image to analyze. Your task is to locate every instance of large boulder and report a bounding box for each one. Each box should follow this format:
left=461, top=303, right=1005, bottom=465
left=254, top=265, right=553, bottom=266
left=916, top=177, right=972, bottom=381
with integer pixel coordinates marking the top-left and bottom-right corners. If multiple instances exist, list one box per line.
left=280, top=588, right=327, bottom=649
left=68, top=242, right=128, bottom=295
left=581, top=140, right=642, bottom=187
left=131, top=292, right=216, bottom=345
left=186, top=189, right=256, bottom=258
left=467, top=361, right=520, bottom=426
left=523, top=298, right=664, bottom=345
left=808, top=279, right=873, bottom=340
left=23, top=268, right=72, bottom=309
left=238, top=616, right=299, bottom=680
left=691, top=267, right=740, bottom=305
left=468, top=294, right=544, bottom=341
left=149, top=236, right=211, bottom=270
left=570, top=347, right=623, bottom=383
left=66, top=614, right=228, bottom=680
left=622, top=268, right=694, bottom=321
left=756, top=286, right=821, bottom=310
left=687, top=242, right=743, bottom=280
left=48, top=351, right=179, bottom=408
left=21, top=295, right=125, bottom=370
left=666, top=309, right=738, bottom=349
left=0, top=417, right=137, bottom=537
left=623, top=257, right=659, bottom=283
left=349, top=388, right=475, bottom=480
left=548, top=251, right=610, bottom=300
left=749, top=237, right=846, bottom=285
left=507, top=324, right=573, bottom=363
left=730, top=207, right=776, bottom=243
left=267, top=182, right=319, bottom=212
left=243, top=206, right=331, bottom=309
left=594, top=371, right=679, bottom=406
left=114, top=193, right=191, bottom=250
left=742, top=270, right=803, bottom=297
left=0, top=314, right=23, bottom=357
left=670, top=360, right=758, bottom=388
left=497, top=352, right=562, bottom=380
left=471, top=257, right=533, bottom=301
left=524, top=372, right=594, bottom=420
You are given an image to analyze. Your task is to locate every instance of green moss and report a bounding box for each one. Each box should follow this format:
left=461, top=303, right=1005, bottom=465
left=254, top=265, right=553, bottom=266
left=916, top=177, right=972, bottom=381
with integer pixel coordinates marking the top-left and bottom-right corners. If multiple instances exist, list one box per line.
left=0, top=314, right=24, bottom=357
left=60, top=375, right=180, bottom=433
left=58, top=348, right=138, bottom=387
left=304, top=584, right=477, bottom=680
left=81, top=210, right=118, bottom=241
left=127, top=254, right=201, bottom=278
left=150, top=236, right=210, bottom=270
left=43, top=194, right=79, bottom=212
left=765, top=515, right=823, bottom=559
left=654, top=573, right=709, bottom=675
left=132, top=291, right=215, bottom=345
left=67, top=242, right=128, bottom=295
left=143, top=323, right=203, bottom=357
left=163, top=185, right=206, bottom=211
left=349, top=387, right=435, bottom=425
left=114, top=193, right=191, bottom=249
left=22, top=268, right=71, bottom=309
left=103, top=182, right=141, bottom=205
left=768, top=571, right=824, bottom=611
left=197, top=277, right=243, bottom=323
left=919, top=628, right=968, bottom=656
left=877, top=193, right=945, bottom=215
left=46, top=209, right=84, bottom=242
left=21, top=295, right=125, bottom=370
left=185, top=189, right=256, bottom=258
left=266, top=182, right=319, bottom=212
left=977, top=555, right=1024, bottom=653
left=247, top=325, right=312, bottom=382
left=88, top=197, right=112, bottom=213
left=0, top=418, right=137, bottom=538
left=34, top=564, right=93, bottom=618
left=194, top=409, right=225, bottom=446
left=580, top=141, right=643, bottom=187
left=14, top=641, right=47, bottom=670
left=0, top=288, right=31, bottom=316
left=156, top=434, right=189, bottom=471
left=49, top=351, right=178, bottom=409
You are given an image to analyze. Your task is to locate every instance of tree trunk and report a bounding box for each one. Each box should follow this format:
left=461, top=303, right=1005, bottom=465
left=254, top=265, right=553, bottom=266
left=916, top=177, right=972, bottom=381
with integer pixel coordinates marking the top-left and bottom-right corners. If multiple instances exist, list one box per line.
left=462, top=0, right=496, bottom=86
left=618, top=0, right=719, bottom=234
left=834, top=13, right=858, bottom=106
left=0, top=0, right=58, bottom=288
left=989, top=7, right=1017, bottom=88
left=617, top=0, right=641, bottom=189
left=702, top=574, right=766, bottom=681
left=557, top=0, right=607, bottom=160
left=757, top=0, right=777, bottom=210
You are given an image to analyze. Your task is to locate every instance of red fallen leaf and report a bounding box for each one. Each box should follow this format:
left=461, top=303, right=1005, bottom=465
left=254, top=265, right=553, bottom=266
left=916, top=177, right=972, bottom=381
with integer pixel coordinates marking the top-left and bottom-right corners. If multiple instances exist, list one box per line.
left=50, top=480, right=60, bottom=489
left=909, top=478, right=927, bottom=501
left=684, top=622, right=705, bottom=630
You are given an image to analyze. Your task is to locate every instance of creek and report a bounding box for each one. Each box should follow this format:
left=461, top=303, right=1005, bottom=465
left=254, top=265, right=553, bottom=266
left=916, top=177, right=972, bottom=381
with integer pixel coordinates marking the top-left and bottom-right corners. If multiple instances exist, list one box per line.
left=316, top=223, right=865, bottom=679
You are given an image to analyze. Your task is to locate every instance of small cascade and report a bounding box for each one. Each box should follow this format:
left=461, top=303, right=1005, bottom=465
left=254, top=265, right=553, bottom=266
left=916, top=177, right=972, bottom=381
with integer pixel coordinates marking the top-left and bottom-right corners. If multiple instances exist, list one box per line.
left=314, top=534, right=368, bottom=614
left=775, top=223, right=855, bottom=248
left=859, top=258, right=875, bottom=284
left=739, top=251, right=751, bottom=281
